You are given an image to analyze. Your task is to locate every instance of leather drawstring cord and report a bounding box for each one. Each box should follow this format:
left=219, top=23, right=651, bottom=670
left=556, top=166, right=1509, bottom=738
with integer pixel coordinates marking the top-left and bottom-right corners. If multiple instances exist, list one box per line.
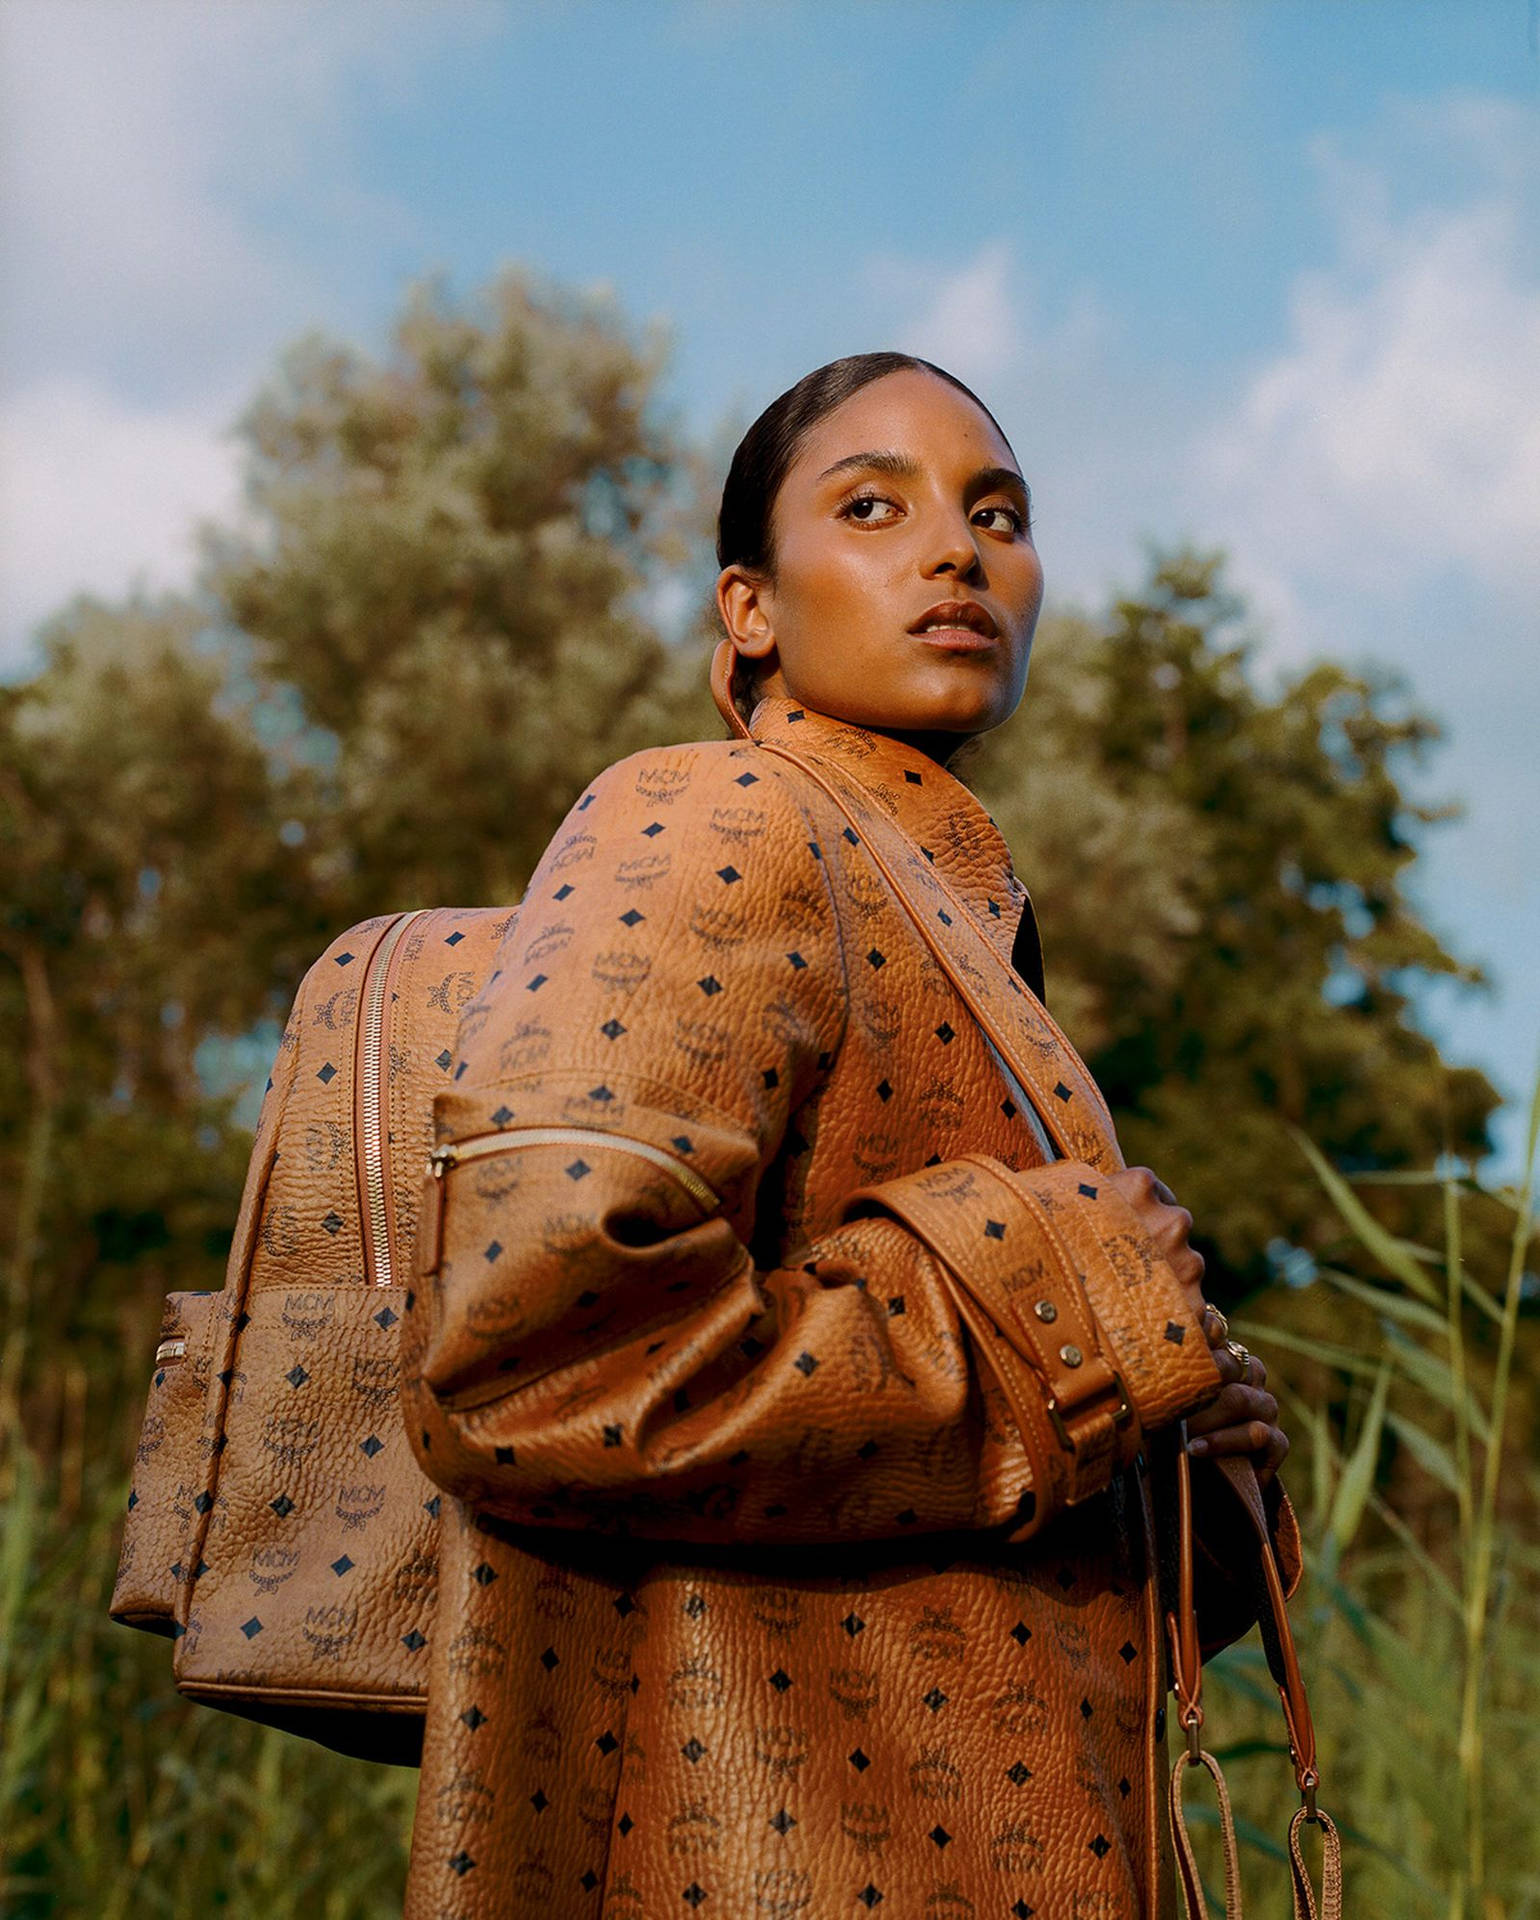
left=1166, top=1432, right=1343, bottom=1920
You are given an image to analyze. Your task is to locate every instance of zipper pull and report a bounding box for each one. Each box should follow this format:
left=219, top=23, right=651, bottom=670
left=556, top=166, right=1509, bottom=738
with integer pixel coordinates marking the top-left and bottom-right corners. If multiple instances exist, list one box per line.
left=419, top=1146, right=454, bottom=1277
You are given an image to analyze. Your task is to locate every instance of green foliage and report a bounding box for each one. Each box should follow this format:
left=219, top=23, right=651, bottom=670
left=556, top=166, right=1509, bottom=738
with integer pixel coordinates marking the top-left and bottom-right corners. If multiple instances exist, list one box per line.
left=970, top=555, right=1500, bottom=1284
left=205, top=270, right=712, bottom=919
left=0, top=268, right=1528, bottom=1911
left=1195, top=1078, right=1539, bottom=1919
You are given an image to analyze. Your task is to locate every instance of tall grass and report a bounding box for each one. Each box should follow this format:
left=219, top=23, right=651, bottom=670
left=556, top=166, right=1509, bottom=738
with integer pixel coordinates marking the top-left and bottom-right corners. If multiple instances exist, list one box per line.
left=2, top=1098, right=1534, bottom=1917
left=1199, top=1073, right=1540, bottom=1919
left=0, top=1345, right=417, bottom=1918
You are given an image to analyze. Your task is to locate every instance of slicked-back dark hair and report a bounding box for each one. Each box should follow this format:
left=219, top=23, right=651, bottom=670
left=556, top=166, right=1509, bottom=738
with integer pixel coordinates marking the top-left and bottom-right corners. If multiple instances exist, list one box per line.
left=715, top=351, right=1014, bottom=576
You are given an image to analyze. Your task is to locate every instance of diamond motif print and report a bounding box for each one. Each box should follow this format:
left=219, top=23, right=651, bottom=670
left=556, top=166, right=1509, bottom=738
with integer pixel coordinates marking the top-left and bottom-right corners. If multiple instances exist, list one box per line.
left=681, top=1737, right=706, bottom=1763
left=285, top=1365, right=308, bottom=1389
left=460, top=1704, right=486, bottom=1729
left=240, top=1617, right=262, bottom=1639
left=1090, top=1834, right=1111, bottom=1858
left=859, top=1887, right=884, bottom=1909
left=849, top=1748, right=870, bottom=1771
left=769, top=1809, right=796, bottom=1835
left=769, top=1669, right=792, bottom=1692
left=321, top=1211, right=343, bottom=1235
left=359, top=1434, right=384, bottom=1458
left=316, top=1062, right=337, bottom=1084
left=923, top=1687, right=948, bottom=1712
left=448, top=1851, right=475, bottom=1877
left=530, top=1789, right=548, bottom=1812
left=331, top=1555, right=353, bottom=1576
left=682, top=1886, right=705, bottom=1909
left=930, top=1825, right=952, bottom=1849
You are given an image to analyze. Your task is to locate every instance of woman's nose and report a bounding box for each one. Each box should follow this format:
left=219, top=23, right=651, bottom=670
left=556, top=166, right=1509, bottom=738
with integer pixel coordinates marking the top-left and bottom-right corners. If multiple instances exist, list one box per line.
left=922, top=512, right=984, bottom=581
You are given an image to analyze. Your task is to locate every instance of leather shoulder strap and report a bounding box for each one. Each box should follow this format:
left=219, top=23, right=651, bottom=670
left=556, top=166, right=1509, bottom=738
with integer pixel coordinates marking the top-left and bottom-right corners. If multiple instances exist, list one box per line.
left=758, top=738, right=1121, bottom=1171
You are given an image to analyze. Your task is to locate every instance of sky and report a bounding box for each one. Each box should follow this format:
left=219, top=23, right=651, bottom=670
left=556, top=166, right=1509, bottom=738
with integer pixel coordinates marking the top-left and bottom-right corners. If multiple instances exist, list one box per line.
left=1, top=0, right=1537, bottom=1165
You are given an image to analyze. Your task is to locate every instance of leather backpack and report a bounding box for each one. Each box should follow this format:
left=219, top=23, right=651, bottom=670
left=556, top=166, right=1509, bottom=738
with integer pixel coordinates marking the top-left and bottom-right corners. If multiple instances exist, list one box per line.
left=110, top=905, right=513, bottom=1763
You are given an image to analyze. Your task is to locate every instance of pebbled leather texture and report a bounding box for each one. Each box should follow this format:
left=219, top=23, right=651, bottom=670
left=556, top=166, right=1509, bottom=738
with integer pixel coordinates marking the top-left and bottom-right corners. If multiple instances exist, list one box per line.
left=399, top=694, right=1296, bottom=1919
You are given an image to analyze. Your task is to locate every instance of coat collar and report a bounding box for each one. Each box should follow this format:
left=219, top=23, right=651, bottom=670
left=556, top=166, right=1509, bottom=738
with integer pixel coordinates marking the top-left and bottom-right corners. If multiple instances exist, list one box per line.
left=707, top=645, right=1031, bottom=968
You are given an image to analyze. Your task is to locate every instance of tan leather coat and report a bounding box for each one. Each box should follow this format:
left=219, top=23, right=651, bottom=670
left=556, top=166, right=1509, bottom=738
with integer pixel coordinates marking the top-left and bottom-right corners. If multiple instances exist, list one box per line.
left=399, top=691, right=1298, bottom=1919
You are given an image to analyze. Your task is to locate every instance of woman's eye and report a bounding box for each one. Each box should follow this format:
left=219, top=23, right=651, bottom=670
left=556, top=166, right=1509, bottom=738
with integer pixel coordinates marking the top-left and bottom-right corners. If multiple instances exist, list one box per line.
left=839, top=493, right=902, bottom=525
left=973, top=503, right=1027, bottom=535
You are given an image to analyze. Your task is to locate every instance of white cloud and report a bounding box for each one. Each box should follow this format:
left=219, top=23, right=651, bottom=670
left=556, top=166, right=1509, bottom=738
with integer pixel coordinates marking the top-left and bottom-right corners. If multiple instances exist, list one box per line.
left=0, top=0, right=496, bottom=662
left=0, top=379, right=242, bottom=667
left=1200, top=125, right=1540, bottom=622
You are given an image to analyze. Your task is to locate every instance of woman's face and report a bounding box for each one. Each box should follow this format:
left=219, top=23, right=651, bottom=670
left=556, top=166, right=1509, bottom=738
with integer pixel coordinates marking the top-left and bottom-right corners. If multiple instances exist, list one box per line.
left=717, top=368, right=1043, bottom=755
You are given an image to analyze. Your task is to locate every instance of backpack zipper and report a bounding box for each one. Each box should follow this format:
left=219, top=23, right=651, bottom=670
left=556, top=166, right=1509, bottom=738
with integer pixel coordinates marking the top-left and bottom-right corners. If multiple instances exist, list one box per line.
left=357, top=909, right=428, bottom=1287
left=428, top=1125, right=717, bottom=1213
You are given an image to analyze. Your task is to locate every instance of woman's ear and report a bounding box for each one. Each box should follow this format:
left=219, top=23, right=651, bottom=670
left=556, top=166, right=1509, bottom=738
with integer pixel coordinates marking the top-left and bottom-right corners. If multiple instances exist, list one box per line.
left=715, top=565, right=777, bottom=666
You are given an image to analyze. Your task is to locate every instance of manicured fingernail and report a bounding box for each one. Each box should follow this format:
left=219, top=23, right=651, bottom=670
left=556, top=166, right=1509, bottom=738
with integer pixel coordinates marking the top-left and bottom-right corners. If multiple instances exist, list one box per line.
left=1187, top=1438, right=1208, bottom=1456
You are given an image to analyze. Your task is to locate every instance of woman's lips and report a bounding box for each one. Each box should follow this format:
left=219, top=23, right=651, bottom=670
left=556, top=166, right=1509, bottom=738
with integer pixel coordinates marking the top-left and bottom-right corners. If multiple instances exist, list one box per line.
left=907, top=600, right=1000, bottom=651
left=909, top=626, right=999, bottom=653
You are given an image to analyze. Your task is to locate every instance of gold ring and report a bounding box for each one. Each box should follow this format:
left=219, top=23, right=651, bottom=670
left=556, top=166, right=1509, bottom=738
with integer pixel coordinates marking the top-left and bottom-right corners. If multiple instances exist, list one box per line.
left=1225, top=1339, right=1252, bottom=1375
left=1203, top=1305, right=1230, bottom=1343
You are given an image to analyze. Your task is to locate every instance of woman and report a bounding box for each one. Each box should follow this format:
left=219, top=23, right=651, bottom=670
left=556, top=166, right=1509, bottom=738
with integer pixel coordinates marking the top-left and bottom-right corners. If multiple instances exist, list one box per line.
left=398, top=353, right=1294, bottom=1919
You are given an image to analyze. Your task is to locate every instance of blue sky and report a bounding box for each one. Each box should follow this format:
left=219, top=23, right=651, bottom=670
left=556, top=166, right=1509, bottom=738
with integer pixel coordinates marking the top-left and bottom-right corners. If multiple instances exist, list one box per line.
left=1, top=0, right=1536, bottom=1164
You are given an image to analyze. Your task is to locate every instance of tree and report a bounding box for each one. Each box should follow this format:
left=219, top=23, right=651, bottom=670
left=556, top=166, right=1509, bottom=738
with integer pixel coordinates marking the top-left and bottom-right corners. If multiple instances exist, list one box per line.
left=204, top=270, right=713, bottom=924
left=968, top=553, right=1499, bottom=1285
left=0, top=595, right=317, bottom=1408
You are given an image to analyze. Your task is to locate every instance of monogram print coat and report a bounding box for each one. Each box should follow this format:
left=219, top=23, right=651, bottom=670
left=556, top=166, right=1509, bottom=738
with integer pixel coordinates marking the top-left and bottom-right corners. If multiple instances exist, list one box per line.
left=398, top=689, right=1300, bottom=1920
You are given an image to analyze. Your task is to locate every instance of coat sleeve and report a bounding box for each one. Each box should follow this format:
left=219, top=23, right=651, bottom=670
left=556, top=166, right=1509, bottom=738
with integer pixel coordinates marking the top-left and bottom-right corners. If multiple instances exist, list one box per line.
left=399, top=741, right=1216, bottom=1545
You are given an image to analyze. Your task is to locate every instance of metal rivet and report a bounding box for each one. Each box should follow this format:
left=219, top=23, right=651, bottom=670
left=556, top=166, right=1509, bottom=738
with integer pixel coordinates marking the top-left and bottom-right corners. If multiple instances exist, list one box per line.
left=1034, top=1300, right=1058, bottom=1323
left=1059, top=1344, right=1084, bottom=1368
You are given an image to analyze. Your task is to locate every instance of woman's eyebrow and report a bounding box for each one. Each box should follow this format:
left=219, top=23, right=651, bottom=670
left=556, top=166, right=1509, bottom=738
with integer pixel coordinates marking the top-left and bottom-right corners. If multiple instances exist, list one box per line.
left=816, top=450, right=1030, bottom=507
left=968, top=464, right=1031, bottom=503
left=816, top=448, right=920, bottom=484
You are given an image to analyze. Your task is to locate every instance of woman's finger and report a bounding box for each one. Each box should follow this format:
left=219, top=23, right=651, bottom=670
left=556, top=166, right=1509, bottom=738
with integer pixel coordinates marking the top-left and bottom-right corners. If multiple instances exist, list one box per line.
left=1187, top=1418, right=1282, bottom=1460
left=1186, top=1384, right=1279, bottom=1436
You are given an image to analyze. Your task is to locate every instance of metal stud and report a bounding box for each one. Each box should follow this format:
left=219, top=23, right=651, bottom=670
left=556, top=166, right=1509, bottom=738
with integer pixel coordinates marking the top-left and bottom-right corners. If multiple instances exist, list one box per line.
left=1034, top=1300, right=1058, bottom=1323
left=1059, top=1344, right=1084, bottom=1368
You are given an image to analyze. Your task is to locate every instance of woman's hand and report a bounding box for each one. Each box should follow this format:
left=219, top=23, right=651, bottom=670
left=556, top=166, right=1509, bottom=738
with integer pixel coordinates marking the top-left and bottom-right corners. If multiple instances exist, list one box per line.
left=1105, top=1166, right=1289, bottom=1489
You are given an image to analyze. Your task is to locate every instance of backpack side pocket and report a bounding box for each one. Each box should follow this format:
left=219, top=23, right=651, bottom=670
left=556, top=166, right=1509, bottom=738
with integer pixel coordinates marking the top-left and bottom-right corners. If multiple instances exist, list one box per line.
left=109, top=1289, right=220, bottom=1637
